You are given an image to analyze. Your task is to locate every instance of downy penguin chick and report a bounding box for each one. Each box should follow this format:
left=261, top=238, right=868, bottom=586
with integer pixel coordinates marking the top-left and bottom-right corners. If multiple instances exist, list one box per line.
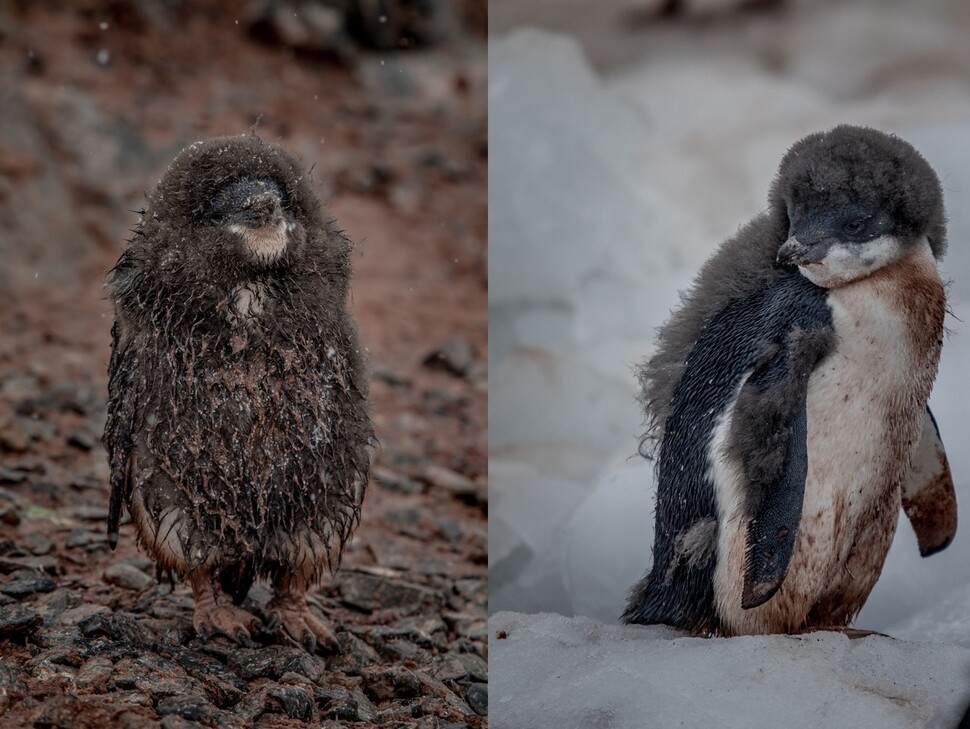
left=104, top=135, right=373, bottom=653
left=623, top=125, right=955, bottom=636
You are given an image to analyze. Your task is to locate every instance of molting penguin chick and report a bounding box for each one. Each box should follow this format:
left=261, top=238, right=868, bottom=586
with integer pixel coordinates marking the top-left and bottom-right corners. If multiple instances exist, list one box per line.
left=623, top=125, right=956, bottom=636
left=104, top=135, right=374, bottom=653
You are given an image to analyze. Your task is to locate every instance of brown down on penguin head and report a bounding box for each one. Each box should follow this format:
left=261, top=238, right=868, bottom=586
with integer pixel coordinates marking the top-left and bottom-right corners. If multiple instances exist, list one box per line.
left=131, top=134, right=351, bottom=297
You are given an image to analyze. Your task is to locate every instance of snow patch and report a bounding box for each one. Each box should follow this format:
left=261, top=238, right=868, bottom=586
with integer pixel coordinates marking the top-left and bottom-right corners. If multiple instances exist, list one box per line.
left=490, top=612, right=970, bottom=729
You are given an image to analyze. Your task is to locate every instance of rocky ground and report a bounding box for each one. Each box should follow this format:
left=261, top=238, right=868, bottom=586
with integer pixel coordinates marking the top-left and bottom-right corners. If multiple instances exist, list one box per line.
left=0, top=2, right=486, bottom=727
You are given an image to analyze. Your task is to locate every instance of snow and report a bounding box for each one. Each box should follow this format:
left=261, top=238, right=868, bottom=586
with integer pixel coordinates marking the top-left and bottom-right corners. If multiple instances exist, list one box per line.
left=563, top=458, right=654, bottom=621
left=488, top=28, right=709, bottom=615
left=489, top=612, right=970, bottom=729
left=489, top=11, right=970, bottom=638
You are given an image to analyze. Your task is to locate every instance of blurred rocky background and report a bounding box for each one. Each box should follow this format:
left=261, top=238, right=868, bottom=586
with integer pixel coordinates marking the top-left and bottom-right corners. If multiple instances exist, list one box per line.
left=0, top=1, right=487, bottom=726
left=490, top=1, right=970, bottom=725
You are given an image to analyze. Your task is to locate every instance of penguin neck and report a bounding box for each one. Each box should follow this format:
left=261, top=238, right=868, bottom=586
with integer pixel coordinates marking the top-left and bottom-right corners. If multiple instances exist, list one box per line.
left=825, top=239, right=945, bottom=367
left=835, top=238, right=937, bottom=291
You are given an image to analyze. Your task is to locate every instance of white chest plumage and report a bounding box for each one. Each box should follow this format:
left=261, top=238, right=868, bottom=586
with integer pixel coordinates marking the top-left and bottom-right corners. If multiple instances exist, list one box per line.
left=228, top=281, right=269, bottom=327
left=229, top=220, right=293, bottom=263
left=713, top=242, right=945, bottom=634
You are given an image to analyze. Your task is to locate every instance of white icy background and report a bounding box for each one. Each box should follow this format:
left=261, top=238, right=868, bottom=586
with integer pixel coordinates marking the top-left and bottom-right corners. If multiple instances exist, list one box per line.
left=490, top=2, right=970, bottom=721
left=489, top=612, right=970, bottom=729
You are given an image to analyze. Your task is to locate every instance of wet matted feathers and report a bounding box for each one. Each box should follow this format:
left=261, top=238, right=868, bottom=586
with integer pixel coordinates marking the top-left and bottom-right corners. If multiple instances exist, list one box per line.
left=104, top=135, right=374, bottom=651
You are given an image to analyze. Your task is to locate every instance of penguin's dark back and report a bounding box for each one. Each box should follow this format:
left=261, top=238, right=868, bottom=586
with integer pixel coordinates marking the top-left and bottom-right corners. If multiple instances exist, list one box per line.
left=638, top=211, right=789, bottom=457
left=625, top=271, right=831, bottom=632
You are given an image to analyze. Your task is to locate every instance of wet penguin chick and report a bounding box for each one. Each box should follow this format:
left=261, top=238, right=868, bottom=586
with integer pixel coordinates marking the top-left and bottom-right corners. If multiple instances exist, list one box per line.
left=104, top=135, right=374, bottom=653
left=623, top=125, right=955, bottom=636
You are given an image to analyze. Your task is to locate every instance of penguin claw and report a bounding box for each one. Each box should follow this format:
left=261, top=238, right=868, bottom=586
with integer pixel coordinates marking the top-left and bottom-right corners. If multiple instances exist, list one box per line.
left=234, top=627, right=254, bottom=648
left=268, top=599, right=341, bottom=655
left=323, top=634, right=340, bottom=654
left=193, top=602, right=260, bottom=646
left=301, top=631, right=316, bottom=655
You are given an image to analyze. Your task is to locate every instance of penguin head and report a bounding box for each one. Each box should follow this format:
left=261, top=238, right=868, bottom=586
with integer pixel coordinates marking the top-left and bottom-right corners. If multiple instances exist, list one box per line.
left=769, top=125, right=946, bottom=288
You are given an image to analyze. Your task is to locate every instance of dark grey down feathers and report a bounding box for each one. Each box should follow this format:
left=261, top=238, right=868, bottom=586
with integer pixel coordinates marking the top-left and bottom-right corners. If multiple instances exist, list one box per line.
left=637, top=125, right=945, bottom=460
left=625, top=125, right=947, bottom=633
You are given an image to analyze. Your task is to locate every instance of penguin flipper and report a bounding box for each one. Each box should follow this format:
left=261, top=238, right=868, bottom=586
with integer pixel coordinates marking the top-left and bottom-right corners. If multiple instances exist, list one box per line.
left=741, top=401, right=809, bottom=609
left=902, top=407, right=957, bottom=557
left=730, top=326, right=832, bottom=610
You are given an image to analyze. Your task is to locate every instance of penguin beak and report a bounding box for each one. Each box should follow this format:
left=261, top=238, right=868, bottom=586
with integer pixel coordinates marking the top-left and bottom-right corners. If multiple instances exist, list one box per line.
left=776, top=236, right=831, bottom=267
left=776, top=237, right=811, bottom=266
left=238, top=191, right=283, bottom=228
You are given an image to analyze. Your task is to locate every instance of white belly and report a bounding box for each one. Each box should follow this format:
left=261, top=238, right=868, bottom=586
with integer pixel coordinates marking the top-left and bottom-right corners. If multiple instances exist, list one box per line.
left=792, top=298, right=917, bottom=618
left=713, top=243, right=943, bottom=634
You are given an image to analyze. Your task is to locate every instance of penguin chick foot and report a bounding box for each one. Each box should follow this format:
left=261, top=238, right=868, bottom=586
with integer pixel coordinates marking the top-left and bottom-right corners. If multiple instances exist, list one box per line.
left=267, top=594, right=340, bottom=655
left=193, top=602, right=260, bottom=646
left=797, top=626, right=890, bottom=640
left=190, top=568, right=260, bottom=646
left=838, top=627, right=891, bottom=640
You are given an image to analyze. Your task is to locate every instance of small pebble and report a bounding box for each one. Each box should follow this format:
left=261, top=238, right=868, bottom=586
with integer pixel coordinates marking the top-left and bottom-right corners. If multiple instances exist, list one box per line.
left=0, top=574, right=56, bottom=598
left=0, top=555, right=57, bottom=574
left=0, top=603, right=41, bottom=637
left=156, top=693, right=214, bottom=722
left=103, top=563, right=152, bottom=591
left=422, top=337, right=475, bottom=376
left=268, top=685, right=314, bottom=721
left=0, top=506, right=21, bottom=526
left=0, top=467, right=26, bottom=485
left=22, top=532, right=53, bottom=555
left=338, top=571, right=441, bottom=614
left=74, top=656, right=114, bottom=691
left=466, top=682, right=487, bottom=716
left=373, top=466, right=425, bottom=494
left=420, top=464, right=485, bottom=505
left=67, top=432, right=96, bottom=451
left=65, top=528, right=107, bottom=549
left=71, top=505, right=109, bottom=521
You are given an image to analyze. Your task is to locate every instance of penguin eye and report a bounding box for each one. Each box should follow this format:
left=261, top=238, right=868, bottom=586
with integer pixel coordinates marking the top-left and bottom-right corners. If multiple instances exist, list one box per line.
left=843, top=219, right=866, bottom=236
